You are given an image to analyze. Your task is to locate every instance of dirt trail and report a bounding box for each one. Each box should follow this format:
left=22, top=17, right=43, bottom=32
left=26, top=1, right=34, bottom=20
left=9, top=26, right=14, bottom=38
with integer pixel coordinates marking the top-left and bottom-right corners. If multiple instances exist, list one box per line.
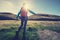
left=37, top=29, right=60, bottom=40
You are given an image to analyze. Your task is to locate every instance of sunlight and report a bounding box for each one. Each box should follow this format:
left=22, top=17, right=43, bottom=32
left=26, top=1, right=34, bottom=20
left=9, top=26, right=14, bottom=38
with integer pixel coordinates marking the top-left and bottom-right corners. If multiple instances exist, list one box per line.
left=22, top=3, right=32, bottom=10
left=22, top=0, right=33, bottom=9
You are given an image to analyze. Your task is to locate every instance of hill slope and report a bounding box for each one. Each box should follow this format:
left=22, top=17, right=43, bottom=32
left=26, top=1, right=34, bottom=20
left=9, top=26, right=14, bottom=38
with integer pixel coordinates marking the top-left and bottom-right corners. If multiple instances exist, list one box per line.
left=28, top=14, right=60, bottom=21
left=0, top=12, right=60, bottom=21
left=0, top=12, right=16, bottom=20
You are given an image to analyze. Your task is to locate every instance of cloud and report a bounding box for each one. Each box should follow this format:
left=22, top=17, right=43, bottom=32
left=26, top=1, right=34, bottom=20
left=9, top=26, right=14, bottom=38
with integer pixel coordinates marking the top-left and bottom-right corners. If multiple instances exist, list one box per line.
left=0, top=1, right=17, bottom=14
left=0, top=0, right=35, bottom=16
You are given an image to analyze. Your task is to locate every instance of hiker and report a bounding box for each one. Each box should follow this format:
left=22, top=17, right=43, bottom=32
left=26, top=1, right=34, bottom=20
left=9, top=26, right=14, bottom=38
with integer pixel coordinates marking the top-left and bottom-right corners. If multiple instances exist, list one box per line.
left=15, top=3, right=36, bottom=40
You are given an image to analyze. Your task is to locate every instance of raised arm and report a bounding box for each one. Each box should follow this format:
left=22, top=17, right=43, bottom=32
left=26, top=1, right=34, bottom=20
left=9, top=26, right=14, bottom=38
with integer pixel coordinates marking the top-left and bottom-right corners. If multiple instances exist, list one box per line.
left=16, top=10, right=21, bottom=19
left=28, top=9, right=36, bottom=15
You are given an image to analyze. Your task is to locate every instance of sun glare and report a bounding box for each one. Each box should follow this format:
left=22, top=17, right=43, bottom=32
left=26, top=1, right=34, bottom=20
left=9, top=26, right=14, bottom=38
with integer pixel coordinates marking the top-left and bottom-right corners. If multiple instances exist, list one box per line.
left=22, top=2, right=32, bottom=9
left=24, top=3, right=31, bottom=9
left=25, top=4, right=29, bottom=9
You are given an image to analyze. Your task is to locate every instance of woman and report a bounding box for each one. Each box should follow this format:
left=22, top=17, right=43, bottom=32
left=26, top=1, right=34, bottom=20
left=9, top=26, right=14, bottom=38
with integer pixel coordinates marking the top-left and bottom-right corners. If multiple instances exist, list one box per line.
left=15, top=3, right=36, bottom=40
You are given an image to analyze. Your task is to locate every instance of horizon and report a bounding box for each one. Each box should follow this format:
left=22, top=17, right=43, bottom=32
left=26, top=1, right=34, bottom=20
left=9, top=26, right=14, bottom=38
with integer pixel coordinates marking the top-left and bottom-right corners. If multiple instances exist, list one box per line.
left=0, top=0, right=60, bottom=16
left=0, top=11, right=59, bottom=16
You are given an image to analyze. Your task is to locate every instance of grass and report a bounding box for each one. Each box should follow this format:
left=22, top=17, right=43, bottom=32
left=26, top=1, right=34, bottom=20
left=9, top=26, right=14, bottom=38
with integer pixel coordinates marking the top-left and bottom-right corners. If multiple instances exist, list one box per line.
left=0, top=26, right=39, bottom=40
left=0, top=20, right=60, bottom=40
left=37, top=25, right=60, bottom=33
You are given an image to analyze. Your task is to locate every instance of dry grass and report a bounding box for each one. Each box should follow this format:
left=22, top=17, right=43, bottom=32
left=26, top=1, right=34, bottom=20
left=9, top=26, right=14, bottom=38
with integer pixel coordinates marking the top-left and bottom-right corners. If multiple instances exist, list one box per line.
left=0, top=20, right=60, bottom=40
left=0, top=20, right=60, bottom=26
left=0, top=20, right=60, bottom=29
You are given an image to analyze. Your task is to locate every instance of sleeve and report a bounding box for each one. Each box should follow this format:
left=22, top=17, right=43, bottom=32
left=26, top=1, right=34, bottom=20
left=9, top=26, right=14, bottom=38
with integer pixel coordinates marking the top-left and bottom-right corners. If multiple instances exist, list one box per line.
left=16, top=10, right=21, bottom=19
left=28, top=9, right=36, bottom=14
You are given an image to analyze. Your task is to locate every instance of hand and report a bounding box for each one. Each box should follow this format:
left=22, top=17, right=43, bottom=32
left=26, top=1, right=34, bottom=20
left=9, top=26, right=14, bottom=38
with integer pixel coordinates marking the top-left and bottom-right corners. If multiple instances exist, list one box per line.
left=32, top=13, right=36, bottom=15
left=16, top=18, right=18, bottom=21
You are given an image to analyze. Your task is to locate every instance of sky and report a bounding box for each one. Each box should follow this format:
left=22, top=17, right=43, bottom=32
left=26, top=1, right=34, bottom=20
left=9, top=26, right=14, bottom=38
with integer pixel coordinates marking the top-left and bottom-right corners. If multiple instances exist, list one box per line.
left=0, top=0, right=60, bottom=16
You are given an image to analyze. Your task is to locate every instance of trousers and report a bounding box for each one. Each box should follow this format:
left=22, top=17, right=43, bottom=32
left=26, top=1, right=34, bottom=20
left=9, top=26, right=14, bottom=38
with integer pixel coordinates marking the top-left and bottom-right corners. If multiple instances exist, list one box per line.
left=15, top=16, right=28, bottom=40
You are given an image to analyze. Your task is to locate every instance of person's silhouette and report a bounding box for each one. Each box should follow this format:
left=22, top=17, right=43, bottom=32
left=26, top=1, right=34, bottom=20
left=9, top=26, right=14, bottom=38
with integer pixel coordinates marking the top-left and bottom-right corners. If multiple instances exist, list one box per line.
left=14, top=3, right=36, bottom=40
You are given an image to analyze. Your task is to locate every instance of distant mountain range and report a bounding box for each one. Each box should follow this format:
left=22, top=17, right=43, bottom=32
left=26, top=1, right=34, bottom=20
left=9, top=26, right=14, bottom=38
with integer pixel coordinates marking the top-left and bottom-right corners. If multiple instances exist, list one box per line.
left=0, top=12, right=16, bottom=20
left=0, top=12, right=60, bottom=21
left=28, top=14, right=60, bottom=21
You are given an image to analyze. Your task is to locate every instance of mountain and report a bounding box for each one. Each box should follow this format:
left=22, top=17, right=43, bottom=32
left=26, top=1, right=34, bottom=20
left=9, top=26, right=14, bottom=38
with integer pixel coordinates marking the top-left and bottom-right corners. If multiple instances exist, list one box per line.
left=0, top=12, right=16, bottom=20
left=28, top=14, right=60, bottom=21
left=0, top=12, right=60, bottom=21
